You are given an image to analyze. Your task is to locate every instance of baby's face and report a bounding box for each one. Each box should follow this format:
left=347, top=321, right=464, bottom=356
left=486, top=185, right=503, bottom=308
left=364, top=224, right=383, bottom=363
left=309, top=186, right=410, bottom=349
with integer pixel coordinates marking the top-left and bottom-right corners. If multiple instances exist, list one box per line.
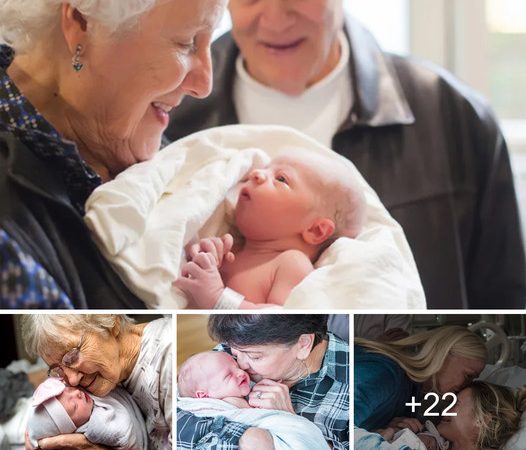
left=200, top=353, right=251, bottom=399
left=235, top=157, right=321, bottom=240
left=57, top=386, right=94, bottom=427
left=418, top=434, right=438, bottom=450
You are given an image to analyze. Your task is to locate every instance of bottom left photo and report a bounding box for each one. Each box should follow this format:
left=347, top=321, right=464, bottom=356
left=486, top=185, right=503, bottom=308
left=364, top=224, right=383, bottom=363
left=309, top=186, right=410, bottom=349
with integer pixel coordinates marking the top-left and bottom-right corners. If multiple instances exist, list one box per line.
left=0, top=314, right=172, bottom=450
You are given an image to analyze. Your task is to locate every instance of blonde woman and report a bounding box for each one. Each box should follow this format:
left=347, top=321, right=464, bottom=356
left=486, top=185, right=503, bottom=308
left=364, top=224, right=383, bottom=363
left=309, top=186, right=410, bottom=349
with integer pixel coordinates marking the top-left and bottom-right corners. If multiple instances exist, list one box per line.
left=354, top=326, right=487, bottom=433
left=437, top=381, right=526, bottom=450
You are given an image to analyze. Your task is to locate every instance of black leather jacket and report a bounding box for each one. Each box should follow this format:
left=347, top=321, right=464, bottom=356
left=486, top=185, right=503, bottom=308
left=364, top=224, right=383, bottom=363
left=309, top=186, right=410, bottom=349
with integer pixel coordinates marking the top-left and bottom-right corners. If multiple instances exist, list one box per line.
left=167, top=18, right=526, bottom=309
left=0, top=131, right=145, bottom=309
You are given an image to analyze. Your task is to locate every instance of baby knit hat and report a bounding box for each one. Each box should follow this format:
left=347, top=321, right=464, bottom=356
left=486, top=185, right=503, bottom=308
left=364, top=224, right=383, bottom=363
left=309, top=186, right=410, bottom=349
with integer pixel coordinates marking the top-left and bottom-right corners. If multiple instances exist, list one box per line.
left=27, top=378, right=77, bottom=447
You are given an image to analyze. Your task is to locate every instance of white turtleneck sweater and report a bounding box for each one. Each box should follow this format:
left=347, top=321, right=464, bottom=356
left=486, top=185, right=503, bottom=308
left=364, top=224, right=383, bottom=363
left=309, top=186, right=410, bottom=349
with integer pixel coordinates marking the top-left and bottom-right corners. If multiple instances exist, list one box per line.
left=233, top=32, right=352, bottom=148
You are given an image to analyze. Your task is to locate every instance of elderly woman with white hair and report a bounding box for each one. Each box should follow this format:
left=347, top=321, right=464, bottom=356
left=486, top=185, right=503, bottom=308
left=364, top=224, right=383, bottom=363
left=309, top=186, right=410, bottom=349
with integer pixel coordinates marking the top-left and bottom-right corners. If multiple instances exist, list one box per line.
left=0, top=0, right=226, bottom=308
left=22, top=314, right=171, bottom=450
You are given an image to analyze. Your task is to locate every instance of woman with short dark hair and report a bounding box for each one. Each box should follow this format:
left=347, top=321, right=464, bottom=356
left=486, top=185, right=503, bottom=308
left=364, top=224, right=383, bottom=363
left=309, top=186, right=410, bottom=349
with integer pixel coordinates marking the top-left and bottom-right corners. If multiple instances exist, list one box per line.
left=177, top=314, right=349, bottom=449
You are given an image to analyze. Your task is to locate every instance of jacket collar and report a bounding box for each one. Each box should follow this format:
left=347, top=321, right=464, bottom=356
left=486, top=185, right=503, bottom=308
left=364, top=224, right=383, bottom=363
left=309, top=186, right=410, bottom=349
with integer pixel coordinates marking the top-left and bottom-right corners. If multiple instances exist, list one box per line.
left=216, top=16, right=415, bottom=129
left=1, top=131, right=75, bottom=213
left=342, top=15, right=414, bottom=128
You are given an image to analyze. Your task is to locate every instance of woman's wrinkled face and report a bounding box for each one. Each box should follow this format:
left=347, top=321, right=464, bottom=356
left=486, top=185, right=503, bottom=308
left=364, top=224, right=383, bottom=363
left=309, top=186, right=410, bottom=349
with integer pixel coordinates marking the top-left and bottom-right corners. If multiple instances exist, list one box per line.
left=437, top=388, right=480, bottom=446
left=433, top=355, right=485, bottom=394
left=230, top=341, right=302, bottom=382
left=228, top=0, right=344, bottom=96
left=69, top=0, right=226, bottom=176
left=42, top=330, right=123, bottom=397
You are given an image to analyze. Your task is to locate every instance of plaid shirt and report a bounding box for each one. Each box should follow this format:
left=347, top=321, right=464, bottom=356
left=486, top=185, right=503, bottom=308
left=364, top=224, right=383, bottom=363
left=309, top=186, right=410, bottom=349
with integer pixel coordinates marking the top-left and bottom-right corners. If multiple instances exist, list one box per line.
left=0, top=45, right=101, bottom=308
left=176, top=333, right=350, bottom=450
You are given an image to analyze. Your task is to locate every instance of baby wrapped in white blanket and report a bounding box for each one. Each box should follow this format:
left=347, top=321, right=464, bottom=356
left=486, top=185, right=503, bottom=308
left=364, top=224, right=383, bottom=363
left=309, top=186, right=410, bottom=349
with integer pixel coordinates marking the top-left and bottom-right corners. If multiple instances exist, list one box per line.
left=28, top=378, right=147, bottom=450
left=178, top=397, right=329, bottom=450
left=177, top=351, right=329, bottom=450
left=84, top=124, right=425, bottom=309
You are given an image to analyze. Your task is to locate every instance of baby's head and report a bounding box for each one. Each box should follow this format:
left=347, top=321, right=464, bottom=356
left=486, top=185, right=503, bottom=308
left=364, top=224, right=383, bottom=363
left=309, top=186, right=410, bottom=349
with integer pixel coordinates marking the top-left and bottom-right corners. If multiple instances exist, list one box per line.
left=235, top=151, right=366, bottom=252
left=28, top=378, right=94, bottom=446
left=178, top=351, right=251, bottom=399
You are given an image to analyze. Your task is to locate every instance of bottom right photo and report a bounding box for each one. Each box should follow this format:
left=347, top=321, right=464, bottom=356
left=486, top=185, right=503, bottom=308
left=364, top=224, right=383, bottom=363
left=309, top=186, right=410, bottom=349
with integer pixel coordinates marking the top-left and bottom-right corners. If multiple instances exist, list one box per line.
left=354, top=314, right=526, bottom=450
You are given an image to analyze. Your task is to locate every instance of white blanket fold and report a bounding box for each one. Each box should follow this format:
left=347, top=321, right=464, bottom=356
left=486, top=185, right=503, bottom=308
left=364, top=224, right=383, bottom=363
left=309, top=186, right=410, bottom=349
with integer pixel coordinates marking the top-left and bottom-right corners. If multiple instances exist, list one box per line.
left=84, top=124, right=426, bottom=309
left=177, top=397, right=329, bottom=450
left=77, top=386, right=147, bottom=450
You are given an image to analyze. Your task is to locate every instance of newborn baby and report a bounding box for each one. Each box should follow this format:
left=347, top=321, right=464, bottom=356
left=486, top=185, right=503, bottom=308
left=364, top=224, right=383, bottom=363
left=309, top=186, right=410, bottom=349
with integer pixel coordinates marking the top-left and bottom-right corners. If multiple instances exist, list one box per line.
left=178, top=351, right=275, bottom=450
left=390, top=421, right=449, bottom=450
left=28, top=377, right=147, bottom=450
left=178, top=351, right=251, bottom=408
left=416, top=421, right=449, bottom=450
left=175, top=152, right=366, bottom=308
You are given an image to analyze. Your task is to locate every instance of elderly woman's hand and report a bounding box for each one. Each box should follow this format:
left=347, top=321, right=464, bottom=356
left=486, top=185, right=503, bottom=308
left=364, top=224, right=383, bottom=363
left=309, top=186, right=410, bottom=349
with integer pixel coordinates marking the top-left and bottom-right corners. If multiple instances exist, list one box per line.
left=25, top=432, right=109, bottom=450
left=249, top=379, right=295, bottom=413
left=375, top=427, right=397, bottom=441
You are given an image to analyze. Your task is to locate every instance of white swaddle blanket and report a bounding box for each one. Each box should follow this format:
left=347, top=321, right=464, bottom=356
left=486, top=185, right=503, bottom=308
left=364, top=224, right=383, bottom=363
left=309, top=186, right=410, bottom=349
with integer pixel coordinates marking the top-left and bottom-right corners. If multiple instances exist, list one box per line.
left=84, top=124, right=426, bottom=309
left=77, top=386, right=147, bottom=450
left=178, top=397, right=329, bottom=450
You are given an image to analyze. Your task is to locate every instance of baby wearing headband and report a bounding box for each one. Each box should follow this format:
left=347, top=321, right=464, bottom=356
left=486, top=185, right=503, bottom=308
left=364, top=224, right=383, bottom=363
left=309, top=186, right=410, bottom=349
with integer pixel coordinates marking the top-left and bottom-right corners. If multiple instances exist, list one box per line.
left=28, top=377, right=147, bottom=449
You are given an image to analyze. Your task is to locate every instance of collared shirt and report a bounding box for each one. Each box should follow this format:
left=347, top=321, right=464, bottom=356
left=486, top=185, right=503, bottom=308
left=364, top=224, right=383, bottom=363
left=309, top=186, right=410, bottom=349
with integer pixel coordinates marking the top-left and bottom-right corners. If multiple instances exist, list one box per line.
left=176, top=333, right=350, bottom=450
left=0, top=46, right=101, bottom=308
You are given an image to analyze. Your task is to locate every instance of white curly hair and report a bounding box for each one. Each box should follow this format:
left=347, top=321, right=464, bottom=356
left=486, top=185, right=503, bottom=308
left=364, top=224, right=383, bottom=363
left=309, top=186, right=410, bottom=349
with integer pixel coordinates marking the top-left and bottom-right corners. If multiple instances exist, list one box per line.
left=0, top=0, right=161, bottom=53
left=21, top=314, right=136, bottom=358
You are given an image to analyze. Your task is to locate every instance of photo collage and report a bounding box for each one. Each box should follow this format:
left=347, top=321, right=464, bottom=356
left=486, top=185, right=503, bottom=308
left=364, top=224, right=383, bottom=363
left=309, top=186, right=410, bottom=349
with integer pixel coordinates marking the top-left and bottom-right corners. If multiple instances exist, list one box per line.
left=1, top=1, right=525, bottom=450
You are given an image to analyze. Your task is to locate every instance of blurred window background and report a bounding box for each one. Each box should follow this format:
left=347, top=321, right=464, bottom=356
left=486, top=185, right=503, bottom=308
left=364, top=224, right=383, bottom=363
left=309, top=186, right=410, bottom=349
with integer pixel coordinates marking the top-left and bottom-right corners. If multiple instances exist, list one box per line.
left=215, top=0, right=525, bottom=235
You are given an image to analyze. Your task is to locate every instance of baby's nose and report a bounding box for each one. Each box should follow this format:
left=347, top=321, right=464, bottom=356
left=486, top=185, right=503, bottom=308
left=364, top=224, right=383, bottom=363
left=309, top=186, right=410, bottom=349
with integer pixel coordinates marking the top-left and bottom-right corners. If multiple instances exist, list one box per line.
left=250, top=169, right=267, bottom=184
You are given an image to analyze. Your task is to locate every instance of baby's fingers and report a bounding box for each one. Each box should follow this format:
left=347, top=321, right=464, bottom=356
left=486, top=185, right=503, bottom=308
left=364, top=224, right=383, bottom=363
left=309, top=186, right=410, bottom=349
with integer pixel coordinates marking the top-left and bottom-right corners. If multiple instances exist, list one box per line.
left=192, top=252, right=217, bottom=269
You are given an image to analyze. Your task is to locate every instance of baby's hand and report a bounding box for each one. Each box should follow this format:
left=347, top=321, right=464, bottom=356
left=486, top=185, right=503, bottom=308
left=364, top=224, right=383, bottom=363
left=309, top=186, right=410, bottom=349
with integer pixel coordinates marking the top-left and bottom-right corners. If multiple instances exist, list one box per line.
left=173, top=252, right=225, bottom=308
left=186, top=234, right=235, bottom=268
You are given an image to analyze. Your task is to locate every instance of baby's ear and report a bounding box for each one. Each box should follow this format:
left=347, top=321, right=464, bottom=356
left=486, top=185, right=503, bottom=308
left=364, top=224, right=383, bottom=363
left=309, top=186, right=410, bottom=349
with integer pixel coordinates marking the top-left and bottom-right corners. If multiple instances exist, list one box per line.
left=195, top=390, right=209, bottom=399
left=302, top=218, right=335, bottom=245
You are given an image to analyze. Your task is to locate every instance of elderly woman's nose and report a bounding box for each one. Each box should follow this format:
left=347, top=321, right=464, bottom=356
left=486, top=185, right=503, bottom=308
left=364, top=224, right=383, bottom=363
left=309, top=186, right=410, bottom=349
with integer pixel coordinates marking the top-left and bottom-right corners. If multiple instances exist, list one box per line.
left=181, top=48, right=213, bottom=99
left=62, top=367, right=82, bottom=385
left=236, top=354, right=250, bottom=369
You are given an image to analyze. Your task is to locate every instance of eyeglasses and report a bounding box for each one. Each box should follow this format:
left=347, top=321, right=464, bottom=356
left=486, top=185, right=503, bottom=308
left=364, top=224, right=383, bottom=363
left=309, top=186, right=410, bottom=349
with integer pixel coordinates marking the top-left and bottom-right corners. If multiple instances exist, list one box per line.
left=48, top=334, right=84, bottom=378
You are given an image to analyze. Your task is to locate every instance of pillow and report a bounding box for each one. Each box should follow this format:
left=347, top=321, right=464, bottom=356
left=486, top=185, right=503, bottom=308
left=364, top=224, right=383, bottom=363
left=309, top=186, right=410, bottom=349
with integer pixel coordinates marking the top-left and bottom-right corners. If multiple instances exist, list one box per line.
left=503, top=411, right=526, bottom=450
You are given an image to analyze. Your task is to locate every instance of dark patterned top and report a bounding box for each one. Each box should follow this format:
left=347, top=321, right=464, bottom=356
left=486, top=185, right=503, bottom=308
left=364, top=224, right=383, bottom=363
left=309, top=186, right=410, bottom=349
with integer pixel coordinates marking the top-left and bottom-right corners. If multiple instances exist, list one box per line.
left=176, top=333, right=350, bottom=450
left=0, top=46, right=101, bottom=308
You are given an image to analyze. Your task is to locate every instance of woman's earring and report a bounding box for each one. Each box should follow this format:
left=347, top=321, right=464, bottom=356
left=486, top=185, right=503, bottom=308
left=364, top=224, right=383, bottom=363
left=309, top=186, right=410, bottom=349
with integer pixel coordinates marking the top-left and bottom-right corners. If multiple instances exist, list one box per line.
left=72, top=44, right=83, bottom=72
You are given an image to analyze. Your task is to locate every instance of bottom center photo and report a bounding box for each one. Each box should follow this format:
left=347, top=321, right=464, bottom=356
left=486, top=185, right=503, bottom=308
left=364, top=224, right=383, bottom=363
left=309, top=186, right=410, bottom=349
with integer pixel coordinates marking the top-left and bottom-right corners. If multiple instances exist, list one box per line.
left=176, top=314, right=350, bottom=450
